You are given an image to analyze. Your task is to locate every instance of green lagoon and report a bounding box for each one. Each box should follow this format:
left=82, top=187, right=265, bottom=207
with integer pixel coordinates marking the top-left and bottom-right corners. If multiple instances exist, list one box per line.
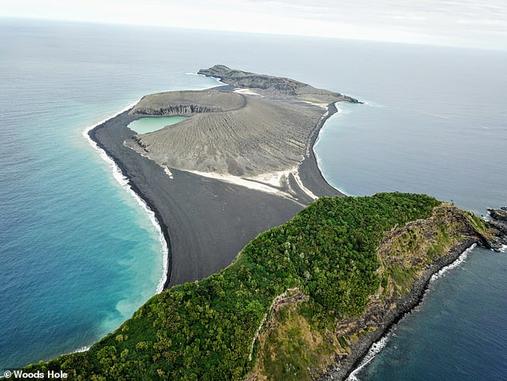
left=128, top=116, right=187, bottom=134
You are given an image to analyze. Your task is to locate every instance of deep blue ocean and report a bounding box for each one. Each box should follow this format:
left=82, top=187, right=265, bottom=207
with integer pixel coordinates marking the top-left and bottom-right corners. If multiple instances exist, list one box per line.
left=1, top=19, right=506, bottom=379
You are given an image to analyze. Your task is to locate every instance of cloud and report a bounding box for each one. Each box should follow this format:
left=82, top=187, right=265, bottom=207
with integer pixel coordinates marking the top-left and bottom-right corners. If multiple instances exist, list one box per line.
left=1, top=0, right=506, bottom=49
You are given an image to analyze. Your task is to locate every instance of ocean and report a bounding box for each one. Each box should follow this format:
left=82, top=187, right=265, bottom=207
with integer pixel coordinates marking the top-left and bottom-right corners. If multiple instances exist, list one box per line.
left=0, top=18, right=506, bottom=379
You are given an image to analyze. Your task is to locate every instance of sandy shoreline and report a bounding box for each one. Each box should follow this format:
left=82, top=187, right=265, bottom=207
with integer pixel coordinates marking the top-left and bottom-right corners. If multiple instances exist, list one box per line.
left=87, top=100, right=340, bottom=287
left=82, top=109, right=169, bottom=293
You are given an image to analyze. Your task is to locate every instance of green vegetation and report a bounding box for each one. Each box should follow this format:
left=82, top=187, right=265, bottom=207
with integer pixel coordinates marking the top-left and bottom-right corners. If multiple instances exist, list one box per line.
left=29, top=193, right=446, bottom=380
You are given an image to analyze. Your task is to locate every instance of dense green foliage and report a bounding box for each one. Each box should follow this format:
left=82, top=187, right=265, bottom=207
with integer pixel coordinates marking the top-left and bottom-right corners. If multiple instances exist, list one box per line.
left=30, top=193, right=440, bottom=380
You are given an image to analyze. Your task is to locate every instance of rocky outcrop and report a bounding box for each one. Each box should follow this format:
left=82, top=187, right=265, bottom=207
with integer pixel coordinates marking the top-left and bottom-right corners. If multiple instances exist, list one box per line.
left=129, top=89, right=246, bottom=116
left=244, top=204, right=495, bottom=381
left=488, top=207, right=507, bottom=222
left=133, top=104, right=223, bottom=116
left=487, top=207, right=507, bottom=249
left=198, top=65, right=361, bottom=104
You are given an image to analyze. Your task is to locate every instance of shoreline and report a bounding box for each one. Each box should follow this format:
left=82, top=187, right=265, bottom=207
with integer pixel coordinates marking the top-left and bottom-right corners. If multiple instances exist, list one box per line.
left=320, top=238, right=482, bottom=381
left=88, top=108, right=304, bottom=288
left=312, top=103, right=353, bottom=196
left=80, top=80, right=353, bottom=371
left=345, top=243, right=478, bottom=380
left=297, top=102, right=344, bottom=198
left=82, top=103, right=170, bottom=293
left=85, top=110, right=173, bottom=290
left=86, top=90, right=348, bottom=290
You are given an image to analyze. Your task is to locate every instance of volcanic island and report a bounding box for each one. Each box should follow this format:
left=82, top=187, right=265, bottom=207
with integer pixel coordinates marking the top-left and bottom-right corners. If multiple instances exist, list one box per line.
left=27, top=66, right=506, bottom=380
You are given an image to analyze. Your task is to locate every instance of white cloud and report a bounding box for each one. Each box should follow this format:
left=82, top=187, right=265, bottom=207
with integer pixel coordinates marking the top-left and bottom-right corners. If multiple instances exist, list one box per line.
left=1, top=0, right=506, bottom=49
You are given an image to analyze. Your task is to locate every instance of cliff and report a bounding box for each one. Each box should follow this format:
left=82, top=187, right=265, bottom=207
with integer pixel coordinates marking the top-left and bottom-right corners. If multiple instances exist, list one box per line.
left=25, top=193, right=498, bottom=380
left=197, top=65, right=359, bottom=104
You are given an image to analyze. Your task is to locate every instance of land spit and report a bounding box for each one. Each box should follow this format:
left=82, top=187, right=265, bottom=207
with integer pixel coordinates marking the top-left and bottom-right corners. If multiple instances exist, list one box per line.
left=88, top=65, right=359, bottom=287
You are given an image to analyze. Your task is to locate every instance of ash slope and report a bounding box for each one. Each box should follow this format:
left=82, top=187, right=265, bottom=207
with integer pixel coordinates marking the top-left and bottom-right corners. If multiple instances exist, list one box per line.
left=127, top=65, right=358, bottom=183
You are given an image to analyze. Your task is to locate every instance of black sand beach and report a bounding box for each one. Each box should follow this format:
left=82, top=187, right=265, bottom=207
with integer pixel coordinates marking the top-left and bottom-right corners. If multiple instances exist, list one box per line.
left=88, top=67, right=354, bottom=288
left=89, top=105, right=343, bottom=288
left=89, top=109, right=343, bottom=288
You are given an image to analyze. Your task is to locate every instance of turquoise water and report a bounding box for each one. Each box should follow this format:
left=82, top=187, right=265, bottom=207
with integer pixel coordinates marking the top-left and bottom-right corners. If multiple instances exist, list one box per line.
left=1, top=19, right=506, bottom=378
left=128, top=116, right=187, bottom=134
left=0, top=19, right=220, bottom=370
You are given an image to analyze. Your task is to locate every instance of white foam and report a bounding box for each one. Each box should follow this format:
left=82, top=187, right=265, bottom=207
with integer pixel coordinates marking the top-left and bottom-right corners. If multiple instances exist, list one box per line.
left=71, top=345, right=90, bottom=354
left=499, top=244, right=507, bottom=253
left=347, top=334, right=391, bottom=381
left=431, top=243, right=476, bottom=281
left=82, top=101, right=168, bottom=294
left=346, top=243, right=477, bottom=380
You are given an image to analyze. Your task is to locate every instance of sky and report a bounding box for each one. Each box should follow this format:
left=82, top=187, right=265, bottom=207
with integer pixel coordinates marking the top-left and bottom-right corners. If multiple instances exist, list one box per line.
left=2, top=0, right=507, bottom=50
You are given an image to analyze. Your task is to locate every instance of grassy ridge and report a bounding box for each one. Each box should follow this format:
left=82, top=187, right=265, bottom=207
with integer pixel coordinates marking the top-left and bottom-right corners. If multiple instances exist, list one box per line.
left=30, top=193, right=442, bottom=380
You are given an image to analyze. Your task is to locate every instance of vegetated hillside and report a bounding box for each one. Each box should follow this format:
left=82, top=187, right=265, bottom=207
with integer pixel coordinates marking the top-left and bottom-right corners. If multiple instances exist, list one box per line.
left=28, top=193, right=489, bottom=380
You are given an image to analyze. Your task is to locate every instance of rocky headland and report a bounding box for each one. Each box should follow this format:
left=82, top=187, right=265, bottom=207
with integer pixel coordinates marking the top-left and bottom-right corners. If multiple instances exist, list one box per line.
left=26, top=194, right=504, bottom=380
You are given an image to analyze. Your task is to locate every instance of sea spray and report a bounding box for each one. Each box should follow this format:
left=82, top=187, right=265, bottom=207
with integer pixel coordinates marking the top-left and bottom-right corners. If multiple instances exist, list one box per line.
left=347, top=334, right=392, bottom=381
left=430, top=243, right=476, bottom=281
left=82, top=102, right=169, bottom=294
left=346, top=243, right=477, bottom=380
left=70, top=346, right=90, bottom=354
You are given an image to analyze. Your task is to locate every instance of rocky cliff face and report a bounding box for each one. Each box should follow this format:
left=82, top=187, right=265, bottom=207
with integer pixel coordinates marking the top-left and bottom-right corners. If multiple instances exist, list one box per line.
left=247, top=204, right=495, bottom=381
left=198, top=65, right=309, bottom=96
left=198, top=65, right=360, bottom=104
left=130, top=90, right=246, bottom=116
left=133, top=104, right=222, bottom=116
left=488, top=207, right=507, bottom=249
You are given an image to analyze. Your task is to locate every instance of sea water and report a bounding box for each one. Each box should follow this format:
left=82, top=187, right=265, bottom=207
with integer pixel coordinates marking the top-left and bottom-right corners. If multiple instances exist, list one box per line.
left=1, top=19, right=506, bottom=378
left=0, top=19, right=220, bottom=370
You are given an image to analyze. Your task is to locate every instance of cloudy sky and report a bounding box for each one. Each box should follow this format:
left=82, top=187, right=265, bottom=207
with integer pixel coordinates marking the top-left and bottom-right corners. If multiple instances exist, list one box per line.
left=2, top=0, right=506, bottom=50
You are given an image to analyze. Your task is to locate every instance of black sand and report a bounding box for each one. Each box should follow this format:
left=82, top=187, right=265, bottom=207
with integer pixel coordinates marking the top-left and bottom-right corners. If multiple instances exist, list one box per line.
left=89, top=103, right=343, bottom=288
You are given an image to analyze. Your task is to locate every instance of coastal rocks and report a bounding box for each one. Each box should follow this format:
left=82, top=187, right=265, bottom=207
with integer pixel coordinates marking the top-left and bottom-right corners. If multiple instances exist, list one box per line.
left=132, top=104, right=223, bottom=116
left=198, top=64, right=308, bottom=96
left=320, top=205, right=492, bottom=380
left=198, top=65, right=361, bottom=104
left=488, top=207, right=507, bottom=222
left=487, top=207, right=507, bottom=250
left=129, top=90, right=245, bottom=116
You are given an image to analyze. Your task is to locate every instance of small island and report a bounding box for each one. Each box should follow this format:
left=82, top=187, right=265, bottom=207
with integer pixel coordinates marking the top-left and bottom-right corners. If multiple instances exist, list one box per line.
left=88, top=65, right=358, bottom=287
left=26, top=67, right=506, bottom=380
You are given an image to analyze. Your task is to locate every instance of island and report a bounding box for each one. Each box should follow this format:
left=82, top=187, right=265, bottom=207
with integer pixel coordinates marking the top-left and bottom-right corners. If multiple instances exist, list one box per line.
left=25, top=67, right=506, bottom=380
left=88, top=65, right=358, bottom=287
